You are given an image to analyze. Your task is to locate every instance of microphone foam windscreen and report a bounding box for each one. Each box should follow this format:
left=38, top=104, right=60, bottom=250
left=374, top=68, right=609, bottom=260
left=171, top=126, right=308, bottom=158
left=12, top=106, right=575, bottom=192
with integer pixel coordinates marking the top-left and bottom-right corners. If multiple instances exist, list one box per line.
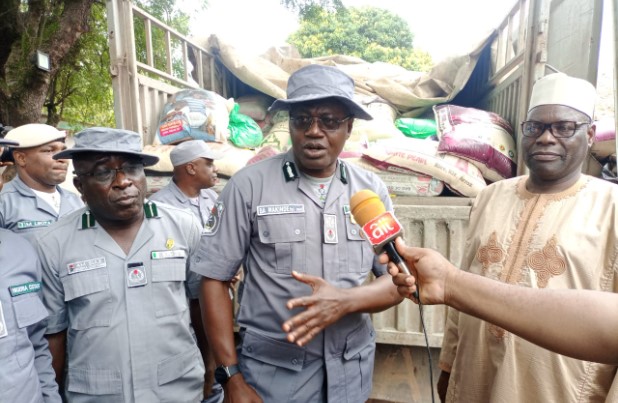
left=350, top=189, right=386, bottom=227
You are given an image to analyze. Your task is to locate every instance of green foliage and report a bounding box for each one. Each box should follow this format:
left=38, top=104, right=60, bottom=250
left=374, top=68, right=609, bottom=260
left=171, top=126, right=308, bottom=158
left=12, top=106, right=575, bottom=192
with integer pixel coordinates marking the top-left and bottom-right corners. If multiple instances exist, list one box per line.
left=133, top=0, right=199, bottom=81
left=288, top=6, right=433, bottom=72
left=49, top=4, right=115, bottom=129
left=47, top=0, right=205, bottom=129
left=280, top=0, right=344, bottom=19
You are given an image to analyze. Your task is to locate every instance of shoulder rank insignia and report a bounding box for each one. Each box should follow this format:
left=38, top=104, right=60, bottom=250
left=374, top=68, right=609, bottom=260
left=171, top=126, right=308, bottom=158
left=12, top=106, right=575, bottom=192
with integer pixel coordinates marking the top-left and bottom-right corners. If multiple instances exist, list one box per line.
left=283, top=161, right=299, bottom=182
left=339, top=161, right=348, bottom=184
left=144, top=201, right=159, bottom=218
left=81, top=210, right=96, bottom=229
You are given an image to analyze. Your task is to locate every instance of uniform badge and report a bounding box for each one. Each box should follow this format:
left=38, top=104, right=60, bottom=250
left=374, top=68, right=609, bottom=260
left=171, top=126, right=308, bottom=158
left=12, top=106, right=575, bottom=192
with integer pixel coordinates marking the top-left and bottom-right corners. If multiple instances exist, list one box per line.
left=151, top=250, right=186, bottom=260
left=204, top=201, right=224, bottom=236
left=165, top=238, right=174, bottom=250
left=67, top=257, right=106, bottom=275
left=323, top=213, right=338, bottom=244
left=257, top=204, right=305, bottom=216
left=9, top=281, right=41, bottom=297
left=0, top=301, right=7, bottom=338
left=17, top=220, right=52, bottom=230
left=126, top=262, right=147, bottom=288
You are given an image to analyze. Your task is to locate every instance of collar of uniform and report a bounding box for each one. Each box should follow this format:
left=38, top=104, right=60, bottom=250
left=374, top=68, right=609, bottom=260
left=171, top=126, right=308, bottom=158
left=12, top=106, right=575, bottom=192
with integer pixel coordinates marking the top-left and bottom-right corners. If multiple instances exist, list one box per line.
left=10, top=175, right=38, bottom=198
left=11, top=174, right=69, bottom=199
left=79, top=202, right=159, bottom=230
left=168, top=179, right=192, bottom=205
left=282, top=150, right=348, bottom=185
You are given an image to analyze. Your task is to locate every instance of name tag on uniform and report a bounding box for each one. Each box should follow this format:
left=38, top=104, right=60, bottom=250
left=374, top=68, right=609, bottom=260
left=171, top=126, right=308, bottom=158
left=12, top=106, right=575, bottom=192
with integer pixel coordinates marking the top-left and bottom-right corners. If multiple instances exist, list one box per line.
left=17, top=220, right=52, bottom=229
left=323, top=213, right=338, bottom=244
left=9, top=281, right=41, bottom=297
left=257, top=204, right=305, bottom=216
left=127, top=262, right=148, bottom=288
left=0, top=302, right=7, bottom=338
left=151, top=250, right=186, bottom=260
left=67, top=257, right=107, bottom=275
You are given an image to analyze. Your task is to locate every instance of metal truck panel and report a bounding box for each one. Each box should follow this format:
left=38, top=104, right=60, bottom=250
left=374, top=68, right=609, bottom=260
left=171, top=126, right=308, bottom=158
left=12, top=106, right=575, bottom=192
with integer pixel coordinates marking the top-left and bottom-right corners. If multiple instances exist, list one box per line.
left=370, top=197, right=472, bottom=348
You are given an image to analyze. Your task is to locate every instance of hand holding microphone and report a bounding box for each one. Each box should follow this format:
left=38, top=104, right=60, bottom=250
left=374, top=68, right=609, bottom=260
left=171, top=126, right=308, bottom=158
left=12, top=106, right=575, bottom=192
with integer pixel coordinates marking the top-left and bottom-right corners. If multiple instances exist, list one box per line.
left=350, top=189, right=419, bottom=299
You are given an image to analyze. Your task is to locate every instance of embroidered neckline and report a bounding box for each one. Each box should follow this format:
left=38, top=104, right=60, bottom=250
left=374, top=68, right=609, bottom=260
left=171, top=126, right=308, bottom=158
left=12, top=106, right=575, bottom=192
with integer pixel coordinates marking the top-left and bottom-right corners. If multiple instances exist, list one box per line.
left=516, top=175, right=588, bottom=202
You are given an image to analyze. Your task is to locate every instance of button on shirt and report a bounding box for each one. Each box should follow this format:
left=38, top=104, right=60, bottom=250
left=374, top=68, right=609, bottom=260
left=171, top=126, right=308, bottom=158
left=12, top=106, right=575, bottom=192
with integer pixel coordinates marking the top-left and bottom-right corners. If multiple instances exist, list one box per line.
left=193, top=150, right=391, bottom=402
left=38, top=204, right=205, bottom=403
left=149, top=179, right=218, bottom=231
left=0, top=176, right=83, bottom=244
left=0, top=229, right=61, bottom=403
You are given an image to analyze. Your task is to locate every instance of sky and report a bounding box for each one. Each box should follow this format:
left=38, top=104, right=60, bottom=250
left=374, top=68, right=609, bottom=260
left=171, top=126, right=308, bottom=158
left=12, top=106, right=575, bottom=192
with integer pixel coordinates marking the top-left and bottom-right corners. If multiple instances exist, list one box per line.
left=188, top=0, right=517, bottom=63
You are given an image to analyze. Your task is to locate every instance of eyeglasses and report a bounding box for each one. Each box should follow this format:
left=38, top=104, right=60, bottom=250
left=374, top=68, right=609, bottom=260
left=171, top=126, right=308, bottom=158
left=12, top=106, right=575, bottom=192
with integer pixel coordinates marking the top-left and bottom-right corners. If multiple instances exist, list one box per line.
left=74, top=162, right=144, bottom=184
left=289, top=115, right=352, bottom=132
left=520, top=121, right=591, bottom=138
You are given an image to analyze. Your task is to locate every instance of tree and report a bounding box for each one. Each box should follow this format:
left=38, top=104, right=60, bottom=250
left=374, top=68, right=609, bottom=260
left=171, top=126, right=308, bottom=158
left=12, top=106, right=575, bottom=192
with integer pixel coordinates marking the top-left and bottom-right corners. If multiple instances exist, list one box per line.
left=46, top=3, right=114, bottom=130
left=280, top=0, right=344, bottom=19
left=0, top=0, right=206, bottom=129
left=0, top=0, right=98, bottom=126
left=287, top=6, right=433, bottom=72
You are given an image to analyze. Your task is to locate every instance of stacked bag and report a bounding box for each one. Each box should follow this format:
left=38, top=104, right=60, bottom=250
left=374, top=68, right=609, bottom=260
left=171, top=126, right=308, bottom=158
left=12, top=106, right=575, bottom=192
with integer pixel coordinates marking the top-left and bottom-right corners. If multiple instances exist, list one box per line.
left=145, top=86, right=522, bottom=199
left=343, top=103, right=518, bottom=198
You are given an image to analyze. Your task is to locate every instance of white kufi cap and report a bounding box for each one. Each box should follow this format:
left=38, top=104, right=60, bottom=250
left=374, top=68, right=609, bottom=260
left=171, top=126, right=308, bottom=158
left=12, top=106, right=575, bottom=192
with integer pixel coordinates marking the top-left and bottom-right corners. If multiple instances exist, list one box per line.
left=528, top=73, right=597, bottom=119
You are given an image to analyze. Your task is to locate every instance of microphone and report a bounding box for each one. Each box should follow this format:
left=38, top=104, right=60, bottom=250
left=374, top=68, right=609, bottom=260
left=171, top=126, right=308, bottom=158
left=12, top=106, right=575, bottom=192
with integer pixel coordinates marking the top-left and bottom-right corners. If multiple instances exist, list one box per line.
left=350, top=189, right=412, bottom=278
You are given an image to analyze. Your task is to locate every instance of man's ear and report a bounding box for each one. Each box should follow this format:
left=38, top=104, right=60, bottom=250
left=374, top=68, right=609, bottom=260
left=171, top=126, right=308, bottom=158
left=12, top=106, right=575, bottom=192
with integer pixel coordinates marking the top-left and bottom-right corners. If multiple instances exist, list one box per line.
left=12, top=150, right=26, bottom=167
left=185, top=162, right=196, bottom=176
left=587, top=123, right=596, bottom=147
left=73, top=176, right=85, bottom=197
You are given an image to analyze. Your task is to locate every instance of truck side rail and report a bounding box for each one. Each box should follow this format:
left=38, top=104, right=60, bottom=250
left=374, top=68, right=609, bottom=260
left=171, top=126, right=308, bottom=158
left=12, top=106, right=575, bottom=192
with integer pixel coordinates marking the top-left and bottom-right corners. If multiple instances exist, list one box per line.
left=106, top=0, right=227, bottom=144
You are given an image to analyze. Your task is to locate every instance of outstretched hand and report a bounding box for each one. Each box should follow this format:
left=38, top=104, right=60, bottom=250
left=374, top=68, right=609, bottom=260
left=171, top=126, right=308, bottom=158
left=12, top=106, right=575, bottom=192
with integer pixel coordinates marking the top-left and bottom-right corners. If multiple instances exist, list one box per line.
left=282, top=271, right=350, bottom=346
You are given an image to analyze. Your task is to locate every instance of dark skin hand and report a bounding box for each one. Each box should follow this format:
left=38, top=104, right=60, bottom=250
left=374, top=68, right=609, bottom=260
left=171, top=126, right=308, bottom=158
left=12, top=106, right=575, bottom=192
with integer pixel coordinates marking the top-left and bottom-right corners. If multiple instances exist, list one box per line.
left=46, top=330, right=67, bottom=388
left=222, top=375, right=263, bottom=403
left=282, top=271, right=350, bottom=346
left=283, top=271, right=402, bottom=346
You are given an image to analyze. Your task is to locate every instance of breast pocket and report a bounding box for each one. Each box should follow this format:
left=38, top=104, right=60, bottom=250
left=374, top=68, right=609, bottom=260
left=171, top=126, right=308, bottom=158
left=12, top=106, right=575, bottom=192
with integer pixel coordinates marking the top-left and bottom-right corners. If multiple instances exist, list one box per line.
left=257, top=214, right=306, bottom=273
left=61, top=270, right=112, bottom=330
left=12, top=293, right=49, bottom=368
left=151, top=258, right=188, bottom=318
left=345, top=219, right=373, bottom=273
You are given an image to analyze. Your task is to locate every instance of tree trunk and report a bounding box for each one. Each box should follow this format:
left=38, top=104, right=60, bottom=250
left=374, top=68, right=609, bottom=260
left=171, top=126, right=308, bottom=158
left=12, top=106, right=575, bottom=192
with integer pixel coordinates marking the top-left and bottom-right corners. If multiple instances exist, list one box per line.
left=0, top=0, right=96, bottom=127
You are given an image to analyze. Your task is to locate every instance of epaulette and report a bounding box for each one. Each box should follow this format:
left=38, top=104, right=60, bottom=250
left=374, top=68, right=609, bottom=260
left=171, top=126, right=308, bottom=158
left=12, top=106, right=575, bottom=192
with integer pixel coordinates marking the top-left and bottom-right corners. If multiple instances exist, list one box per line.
left=283, top=161, right=299, bottom=182
left=81, top=210, right=95, bottom=229
left=144, top=201, right=159, bottom=218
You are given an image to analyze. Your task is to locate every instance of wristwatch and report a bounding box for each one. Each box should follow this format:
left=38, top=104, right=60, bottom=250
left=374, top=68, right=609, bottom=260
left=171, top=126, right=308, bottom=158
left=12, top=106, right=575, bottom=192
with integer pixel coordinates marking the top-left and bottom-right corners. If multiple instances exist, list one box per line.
left=214, top=364, right=240, bottom=384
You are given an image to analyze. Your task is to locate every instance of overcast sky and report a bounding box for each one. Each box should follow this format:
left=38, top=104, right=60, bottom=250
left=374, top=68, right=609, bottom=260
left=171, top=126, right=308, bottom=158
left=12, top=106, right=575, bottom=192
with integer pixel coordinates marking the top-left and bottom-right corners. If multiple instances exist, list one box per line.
left=188, top=0, right=517, bottom=62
